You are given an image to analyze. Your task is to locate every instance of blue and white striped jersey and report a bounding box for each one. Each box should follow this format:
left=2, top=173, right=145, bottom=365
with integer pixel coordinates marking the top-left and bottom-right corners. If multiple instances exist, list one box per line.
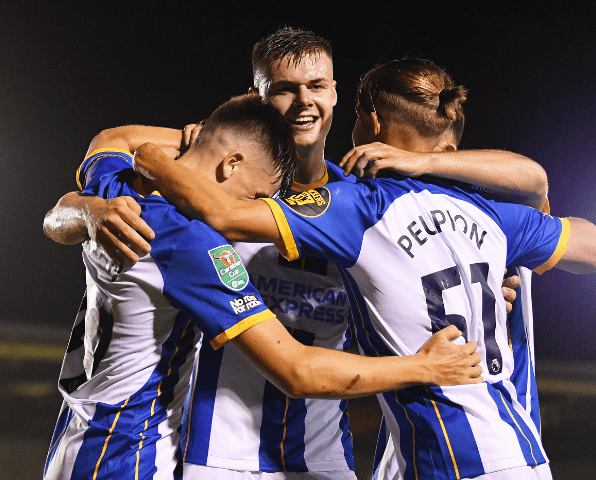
left=44, top=150, right=274, bottom=480
left=263, top=174, right=569, bottom=480
left=180, top=161, right=357, bottom=475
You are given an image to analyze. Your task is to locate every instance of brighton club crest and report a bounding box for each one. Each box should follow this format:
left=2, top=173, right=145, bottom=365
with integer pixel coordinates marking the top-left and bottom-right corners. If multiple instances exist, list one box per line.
left=208, top=245, right=248, bottom=291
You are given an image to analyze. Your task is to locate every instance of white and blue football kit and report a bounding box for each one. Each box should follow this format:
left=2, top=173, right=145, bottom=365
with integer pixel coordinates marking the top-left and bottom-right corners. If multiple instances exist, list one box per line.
left=44, top=150, right=275, bottom=480
left=262, top=175, right=569, bottom=480
left=181, top=161, right=358, bottom=479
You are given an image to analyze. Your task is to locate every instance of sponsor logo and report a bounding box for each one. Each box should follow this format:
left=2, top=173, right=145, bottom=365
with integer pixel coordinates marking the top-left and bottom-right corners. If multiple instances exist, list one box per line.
left=230, top=294, right=263, bottom=315
left=209, top=245, right=248, bottom=290
left=282, top=187, right=330, bottom=217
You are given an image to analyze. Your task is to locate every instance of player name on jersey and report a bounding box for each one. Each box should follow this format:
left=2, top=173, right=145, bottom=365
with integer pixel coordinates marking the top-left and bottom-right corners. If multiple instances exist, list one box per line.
left=397, top=208, right=487, bottom=259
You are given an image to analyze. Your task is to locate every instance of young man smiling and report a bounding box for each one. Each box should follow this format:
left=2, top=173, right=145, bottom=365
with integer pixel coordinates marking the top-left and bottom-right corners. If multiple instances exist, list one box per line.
left=44, top=28, right=548, bottom=480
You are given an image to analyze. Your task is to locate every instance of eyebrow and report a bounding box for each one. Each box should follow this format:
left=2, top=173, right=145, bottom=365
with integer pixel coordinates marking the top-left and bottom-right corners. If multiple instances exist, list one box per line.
left=270, top=78, right=332, bottom=87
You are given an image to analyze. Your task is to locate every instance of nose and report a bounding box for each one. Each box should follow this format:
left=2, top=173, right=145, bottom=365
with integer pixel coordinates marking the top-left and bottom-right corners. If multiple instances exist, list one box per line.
left=294, top=85, right=314, bottom=107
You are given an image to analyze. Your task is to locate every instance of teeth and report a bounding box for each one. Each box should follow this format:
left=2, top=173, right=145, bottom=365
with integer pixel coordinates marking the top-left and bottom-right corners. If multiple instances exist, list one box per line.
left=294, top=116, right=315, bottom=124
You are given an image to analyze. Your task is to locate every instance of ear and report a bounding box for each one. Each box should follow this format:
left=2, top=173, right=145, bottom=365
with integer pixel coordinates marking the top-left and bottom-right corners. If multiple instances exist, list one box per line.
left=369, top=110, right=382, bottom=138
left=331, top=80, right=338, bottom=106
left=248, top=86, right=258, bottom=95
left=433, top=133, right=457, bottom=152
left=218, top=151, right=246, bottom=182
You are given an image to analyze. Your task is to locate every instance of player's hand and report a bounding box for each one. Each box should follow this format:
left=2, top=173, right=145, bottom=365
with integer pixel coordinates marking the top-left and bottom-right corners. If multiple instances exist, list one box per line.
left=502, top=269, right=521, bottom=313
left=339, top=142, right=430, bottom=179
left=84, top=196, right=154, bottom=266
left=417, top=325, right=483, bottom=386
left=133, top=142, right=174, bottom=183
left=180, top=121, right=205, bottom=153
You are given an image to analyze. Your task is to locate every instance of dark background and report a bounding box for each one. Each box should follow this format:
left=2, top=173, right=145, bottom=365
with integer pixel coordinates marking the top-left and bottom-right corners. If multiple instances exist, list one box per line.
left=1, top=2, right=595, bottom=478
left=2, top=1, right=594, bottom=360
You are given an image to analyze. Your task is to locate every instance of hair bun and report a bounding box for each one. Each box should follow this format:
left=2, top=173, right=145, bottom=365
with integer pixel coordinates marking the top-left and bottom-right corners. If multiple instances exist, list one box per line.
left=438, top=86, right=466, bottom=121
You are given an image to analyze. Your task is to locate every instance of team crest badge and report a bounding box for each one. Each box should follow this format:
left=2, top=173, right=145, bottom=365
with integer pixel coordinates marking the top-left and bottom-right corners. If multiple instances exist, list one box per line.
left=209, top=245, right=248, bottom=291
left=282, top=187, right=330, bottom=217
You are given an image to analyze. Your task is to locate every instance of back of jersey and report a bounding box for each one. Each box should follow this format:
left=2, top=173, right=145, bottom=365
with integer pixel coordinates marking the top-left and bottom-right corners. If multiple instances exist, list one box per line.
left=268, top=175, right=566, bottom=479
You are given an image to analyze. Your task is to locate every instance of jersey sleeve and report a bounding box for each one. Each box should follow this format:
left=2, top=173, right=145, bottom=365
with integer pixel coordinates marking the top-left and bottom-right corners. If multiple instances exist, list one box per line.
left=497, top=202, right=570, bottom=274
left=260, top=181, right=376, bottom=267
left=77, top=148, right=134, bottom=192
left=160, top=222, right=275, bottom=349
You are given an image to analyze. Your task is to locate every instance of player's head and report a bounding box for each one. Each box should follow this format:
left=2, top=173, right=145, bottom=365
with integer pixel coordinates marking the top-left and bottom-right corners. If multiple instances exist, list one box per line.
left=353, top=58, right=466, bottom=152
left=185, top=93, right=297, bottom=199
left=251, top=27, right=337, bottom=158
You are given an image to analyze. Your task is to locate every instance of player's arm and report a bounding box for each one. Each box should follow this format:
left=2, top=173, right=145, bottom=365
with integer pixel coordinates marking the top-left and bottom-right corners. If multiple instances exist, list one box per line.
left=43, top=126, right=190, bottom=263
left=339, top=143, right=548, bottom=210
left=555, top=217, right=596, bottom=274
left=233, top=320, right=482, bottom=399
left=43, top=192, right=155, bottom=263
left=134, top=142, right=281, bottom=243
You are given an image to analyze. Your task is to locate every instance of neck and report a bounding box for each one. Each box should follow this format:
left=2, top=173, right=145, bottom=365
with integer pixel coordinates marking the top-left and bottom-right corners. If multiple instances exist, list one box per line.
left=294, top=142, right=327, bottom=184
left=177, top=149, right=217, bottom=181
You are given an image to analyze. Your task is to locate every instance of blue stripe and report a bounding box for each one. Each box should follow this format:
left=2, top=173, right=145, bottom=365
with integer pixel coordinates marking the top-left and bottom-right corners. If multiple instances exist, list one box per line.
left=182, top=339, right=224, bottom=465
left=424, top=387, right=484, bottom=479
left=44, top=404, right=74, bottom=476
left=487, top=382, right=547, bottom=466
left=70, top=313, right=195, bottom=479
left=372, top=416, right=388, bottom=479
left=507, top=272, right=541, bottom=432
left=258, top=328, right=313, bottom=471
left=380, top=391, right=419, bottom=480
left=528, top=356, right=541, bottom=433
left=338, top=398, right=355, bottom=471
left=337, top=268, right=393, bottom=358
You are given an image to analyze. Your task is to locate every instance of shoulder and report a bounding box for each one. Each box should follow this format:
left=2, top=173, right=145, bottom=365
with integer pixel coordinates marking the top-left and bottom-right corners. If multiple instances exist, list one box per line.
left=324, top=159, right=357, bottom=184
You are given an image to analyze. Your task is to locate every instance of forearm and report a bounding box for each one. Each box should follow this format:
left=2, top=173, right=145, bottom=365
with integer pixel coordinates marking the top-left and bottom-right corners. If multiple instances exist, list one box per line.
left=235, top=318, right=431, bottom=399
left=136, top=145, right=280, bottom=242
left=556, top=217, right=596, bottom=274
left=427, top=150, right=548, bottom=210
left=43, top=192, right=100, bottom=244
left=281, top=346, right=431, bottom=399
left=86, top=126, right=183, bottom=159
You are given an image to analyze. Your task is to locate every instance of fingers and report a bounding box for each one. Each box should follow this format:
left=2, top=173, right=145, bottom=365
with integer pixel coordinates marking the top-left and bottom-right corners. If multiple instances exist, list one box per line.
left=437, top=324, right=463, bottom=341
left=182, top=124, right=197, bottom=151
left=95, top=228, right=140, bottom=266
left=190, top=121, right=205, bottom=145
left=181, top=122, right=205, bottom=152
left=121, top=197, right=155, bottom=241
left=502, top=274, right=521, bottom=290
left=88, top=196, right=154, bottom=266
left=133, top=143, right=169, bottom=180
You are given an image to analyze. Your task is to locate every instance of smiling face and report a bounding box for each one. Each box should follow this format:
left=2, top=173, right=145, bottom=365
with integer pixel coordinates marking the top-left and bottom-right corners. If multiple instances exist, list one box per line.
left=258, top=52, right=337, bottom=159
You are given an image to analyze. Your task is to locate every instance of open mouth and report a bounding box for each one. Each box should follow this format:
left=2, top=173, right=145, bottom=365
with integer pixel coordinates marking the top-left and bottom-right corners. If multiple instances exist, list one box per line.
left=290, top=116, right=318, bottom=129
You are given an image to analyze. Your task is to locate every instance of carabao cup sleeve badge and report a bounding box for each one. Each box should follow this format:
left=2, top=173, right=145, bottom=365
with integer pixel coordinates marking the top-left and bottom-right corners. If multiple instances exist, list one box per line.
left=209, top=245, right=249, bottom=291
left=281, top=187, right=330, bottom=217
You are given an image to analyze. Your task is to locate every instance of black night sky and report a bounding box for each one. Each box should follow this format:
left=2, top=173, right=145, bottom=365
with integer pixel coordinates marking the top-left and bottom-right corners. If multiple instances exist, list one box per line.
left=1, top=2, right=595, bottom=362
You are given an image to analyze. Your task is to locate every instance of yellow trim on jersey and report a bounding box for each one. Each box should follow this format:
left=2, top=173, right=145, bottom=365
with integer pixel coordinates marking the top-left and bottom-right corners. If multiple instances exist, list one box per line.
left=210, top=309, right=275, bottom=350
left=291, top=164, right=329, bottom=192
left=430, top=397, right=460, bottom=479
left=183, top=357, right=200, bottom=461
left=498, top=392, right=538, bottom=465
left=93, top=397, right=131, bottom=480
left=77, top=148, right=134, bottom=191
left=281, top=394, right=291, bottom=471
left=534, top=217, right=570, bottom=275
left=396, top=391, right=419, bottom=480
left=260, top=198, right=300, bottom=262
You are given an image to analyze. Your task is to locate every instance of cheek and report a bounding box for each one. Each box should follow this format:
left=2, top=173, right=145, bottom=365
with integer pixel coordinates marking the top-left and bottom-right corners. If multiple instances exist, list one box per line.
left=267, top=95, right=292, bottom=115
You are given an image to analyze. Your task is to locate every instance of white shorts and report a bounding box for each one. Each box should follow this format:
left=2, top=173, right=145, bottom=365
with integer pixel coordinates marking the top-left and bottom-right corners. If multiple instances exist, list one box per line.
left=462, top=463, right=552, bottom=480
left=183, top=464, right=358, bottom=480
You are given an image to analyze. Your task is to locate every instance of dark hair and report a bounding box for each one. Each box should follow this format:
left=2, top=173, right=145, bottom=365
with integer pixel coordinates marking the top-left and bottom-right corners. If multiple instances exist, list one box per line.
left=357, top=58, right=467, bottom=145
left=252, top=27, right=332, bottom=86
left=197, top=93, right=297, bottom=197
